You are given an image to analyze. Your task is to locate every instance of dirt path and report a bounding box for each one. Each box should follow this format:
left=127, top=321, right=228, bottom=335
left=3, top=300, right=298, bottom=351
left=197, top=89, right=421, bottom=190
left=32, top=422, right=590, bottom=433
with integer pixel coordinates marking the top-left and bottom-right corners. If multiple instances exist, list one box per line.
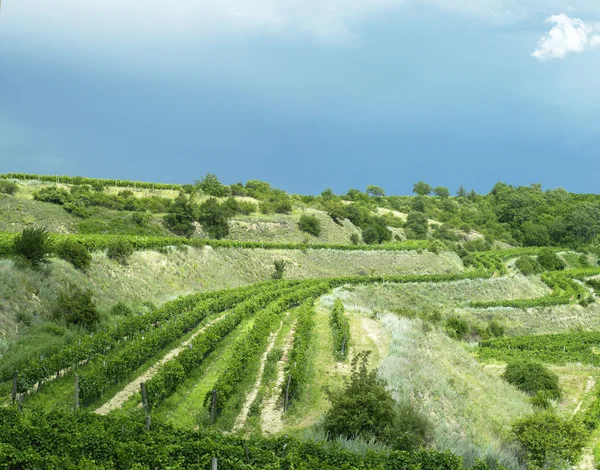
left=261, top=324, right=297, bottom=435
left=232, top=321, right=284, bottom=431
left=95, top=313, right=229, bottom=415
left=574, top=376, right=596, bottom=415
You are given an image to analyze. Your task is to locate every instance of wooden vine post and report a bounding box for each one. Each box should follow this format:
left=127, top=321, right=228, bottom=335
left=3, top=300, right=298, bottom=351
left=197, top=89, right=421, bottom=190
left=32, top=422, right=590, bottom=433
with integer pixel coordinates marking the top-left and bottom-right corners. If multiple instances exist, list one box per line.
left=74, top=374, right=80, bottom=410
left=210, top=389, right=217, bottom=422
left=283, top=372, right=292, bottom=412
left=11, top=371, right=18, bottom=404
left=341, top=334, right=347, bottom=358
left=140, top=382, right=151, bottom=431
left=212, top=457, right=218, bottom=470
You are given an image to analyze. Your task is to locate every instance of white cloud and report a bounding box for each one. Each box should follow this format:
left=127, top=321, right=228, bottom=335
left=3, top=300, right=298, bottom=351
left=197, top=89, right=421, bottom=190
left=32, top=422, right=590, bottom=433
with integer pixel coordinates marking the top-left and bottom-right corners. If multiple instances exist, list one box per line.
left=532, top=14, right=600, bottom=60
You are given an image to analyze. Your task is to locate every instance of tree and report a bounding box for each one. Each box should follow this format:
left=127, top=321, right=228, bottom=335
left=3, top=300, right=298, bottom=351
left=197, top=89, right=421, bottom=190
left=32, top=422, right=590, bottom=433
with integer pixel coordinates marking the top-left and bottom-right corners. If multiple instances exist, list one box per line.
left=163, top=193, right=196, bottom=237
left=405, top=212, right=429, bottom=239
left=456, top=185, right=467, bottom=198
left=502, top=361, right=561, bottom=399
left=272, top=260, right=287, bottom=279
left=325, top=200, right=348, bottom=225
left=320, top=188, right=335, bottom=200
left=412, top=181, right=432, bottom=197
left=52, top=284, right=99, bottom=329
left=298, top=214, right=321, bottom=236
left=195, top=173, right=229, bottom=197
left=322, top=351, right=431, bottom=451
left=106, top=239, right=134, bottom=264
left=197, top=198, right=230, bottom=239
left=13, top=227, right=51, bottom=268
left=433, top=186, right=450, bottom=199
left=537, top=248, right=565, bottom=271
left=56, top=239, right=92, bottom=271
left=366, top=185, right=385, bottom=197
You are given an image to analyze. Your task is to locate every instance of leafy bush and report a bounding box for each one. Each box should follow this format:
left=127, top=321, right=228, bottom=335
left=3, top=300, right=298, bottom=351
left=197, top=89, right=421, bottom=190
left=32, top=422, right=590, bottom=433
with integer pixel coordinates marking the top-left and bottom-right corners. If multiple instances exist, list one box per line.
left=538, top=248, right=565, bottom=271
left=362, top=221, right=392, bottom=245
left=12, top=227, right=51, bottom=268
left=512, top=412, right=586, bottom=468
left=405, top=212, right=429, bottom=239
left=163, top=193, right=195, bottom=237
left=445, top=316, right=469, bottom=339
left=195, top=173, right=229, bottom=197
left=110, top=302, right=133, bottom=317
left=32, top=186, right=70, bottom=205
left=322, top=351, right=431, bottom=451
left=515, top=255, right=542, bottom=275
left=197, top=198, right=230, bottom=239
left=325, top=200, right=348, bottom=224
left=298, top=214, right=321, bottom=236
left=428, top=240, right=445, bottom=254
left=350, top=233, right=360, bottom=245
left=502, top=361, right=561, bottom=400
left=0, top=180, right=18, bottom=195
left=106, top=239, right=134, bottom=264
left=56, top=239, right=92, bottom=270
left=52, top=285, right=99, bottom=329
left=272, top=259, right=287, bottom=279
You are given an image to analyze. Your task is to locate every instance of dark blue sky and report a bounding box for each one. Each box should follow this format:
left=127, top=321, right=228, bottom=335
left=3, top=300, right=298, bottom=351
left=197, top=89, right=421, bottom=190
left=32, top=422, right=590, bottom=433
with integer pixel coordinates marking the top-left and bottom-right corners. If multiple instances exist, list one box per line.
left=1, top=0, right=599, bottom=195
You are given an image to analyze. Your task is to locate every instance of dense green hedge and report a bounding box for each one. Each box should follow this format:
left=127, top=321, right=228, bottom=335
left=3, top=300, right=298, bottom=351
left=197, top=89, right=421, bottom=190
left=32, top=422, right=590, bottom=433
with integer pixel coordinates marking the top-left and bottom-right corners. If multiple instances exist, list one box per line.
left=1, top=173, right=182, bottom=190
left=281, top=300, right=315, bottom=408
left=0, top=408, right=504, bottom=469
left=0, top=232, right=430, bottom=256
left=479, top=330, right=600, bottom=365
left=330, top=299, right=350, bottom=361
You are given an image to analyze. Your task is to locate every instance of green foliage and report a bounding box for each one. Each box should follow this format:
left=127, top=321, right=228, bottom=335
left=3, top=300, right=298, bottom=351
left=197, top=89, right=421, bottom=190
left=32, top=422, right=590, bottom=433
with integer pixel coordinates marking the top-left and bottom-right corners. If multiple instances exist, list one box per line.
left=412, top=181, right=432, bottom=196
left=162, top=193, right=195, bottom=237
left=537, top=248, right=566, bottom=271
left=428, top=239, right=445, bottom=255
left=106, top=239, right=134, bottom=264
left=298, top=214, right=322, bottom=236
left=515, top=255, right=542, bottom=275
left=272, top=259, right=287, bottom=279
left=512, top=412, right=586, bottom=468
left=350, top=233, right=360, bottom=245
left=445, top=316, right=469, bottom=340
left=55, top=239, right=91, bottom=270
left=195, top=173, right=229, bottom=197
left=0, top=180, right=18, bottom=195
left=12, top=227, right=51, bottom=268
left=259, top=190, right=293, bottom=214
left=322, top=351, right=431, bottom=452
left=457, top=185, right=467, bottom=197
left=197, top=198, right=231, bottom=239
left=32, top=186, right=70, bottom=205
left=325, top=199, right=348, bottom=224
left=366, top=185, right=385, bottom=197
left=109, top=302, right=133, bottom=317
left=433, top=186, right=450, bottom=198
left=361, top=220, right=392, bottom=245
left=330, top=299, right=350, bottom=361
left=0, top=407, right=503, bottom=469
left=3, top=172, right=180, bottom=190
left=405, top=212, right=429, bottom=239
left=52, top=284, right=99, bottom=329
left=502, top=361, right=561, bottom=400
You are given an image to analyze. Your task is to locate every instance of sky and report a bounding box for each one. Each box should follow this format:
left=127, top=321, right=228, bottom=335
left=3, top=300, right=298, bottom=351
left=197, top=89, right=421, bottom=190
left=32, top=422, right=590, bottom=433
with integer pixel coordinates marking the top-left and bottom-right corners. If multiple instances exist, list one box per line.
left=0, top=0, right=599, bottom=195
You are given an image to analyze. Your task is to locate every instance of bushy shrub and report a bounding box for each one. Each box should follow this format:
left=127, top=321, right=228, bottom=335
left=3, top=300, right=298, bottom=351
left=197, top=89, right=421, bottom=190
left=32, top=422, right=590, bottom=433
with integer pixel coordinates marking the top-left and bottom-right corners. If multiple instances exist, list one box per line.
left=110, top=302, right=133, bottom=317
left=272, top=259, right=287, bottom=279
left=428, top=240, right=445, bottom=254
left=322, top=351, right=431, bottom=451
left=515, top=255, right=542, bottom=275
left=197, top=198, right=230, bottom=239
left=512, top=412, right=586, bottom=468
left=13, top=227, right=51, bottom=268
left=325, top=200, right=348, bottom=224
left=195, top=173, right=229, bottom=197
left=163, top=193, right=195, bottom=237
left=32, top=186, right=70, bottom=205
left=362, top=221, right=392, bottom=245
left=56, top=239, right=92, bottom=271
left=52, top=285, right=99, bottom=329
left=502, top=361, right=561, bottom=399
left=298, top=214, right=321, bottom=236
left=538, top=248, right=565, bottom=271
left=106, top=239, right=134, bottom=264
left=405, top=212, right=429, bottom=239
left=0, top=180, right=18, bottom=195
left=445, top=316, right=469, bottom=339
left=350, top=233, right=360, bottom=245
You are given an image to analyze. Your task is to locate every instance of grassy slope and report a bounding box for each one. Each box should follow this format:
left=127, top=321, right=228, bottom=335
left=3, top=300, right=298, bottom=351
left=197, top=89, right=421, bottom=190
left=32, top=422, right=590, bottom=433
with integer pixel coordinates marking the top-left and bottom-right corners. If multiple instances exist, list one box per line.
left=378, top=315, right=531, bottom=469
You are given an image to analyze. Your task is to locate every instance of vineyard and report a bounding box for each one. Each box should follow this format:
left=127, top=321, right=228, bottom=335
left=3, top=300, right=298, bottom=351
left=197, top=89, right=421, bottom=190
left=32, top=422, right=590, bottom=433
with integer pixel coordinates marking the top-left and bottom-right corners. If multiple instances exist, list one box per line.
left=5, top=175, right=600, bottom=469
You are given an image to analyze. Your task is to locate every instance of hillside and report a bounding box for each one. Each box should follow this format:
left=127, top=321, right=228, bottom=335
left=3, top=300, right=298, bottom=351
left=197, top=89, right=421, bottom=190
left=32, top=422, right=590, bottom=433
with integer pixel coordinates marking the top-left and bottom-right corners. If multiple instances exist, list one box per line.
left=3, top=174, right=600, bottom=469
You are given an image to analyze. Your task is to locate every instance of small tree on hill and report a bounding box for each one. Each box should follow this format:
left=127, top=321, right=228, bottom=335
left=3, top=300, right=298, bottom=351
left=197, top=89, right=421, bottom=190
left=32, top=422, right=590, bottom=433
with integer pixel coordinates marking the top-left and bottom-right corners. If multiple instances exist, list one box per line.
left=13, top=227, right=52, bottom=269
left=405, top=212, right=429, bottom=239
left=197, top=198, right=230, bottom=239
left=163, top=193, right=196, bottom=237
left=433, top=186, right=450, bottom=199
left=272, top=260, right=287, bottom=279
left=56, top=239, right=92, bottom=271
left=456, top=185, right=467, bottom=198
left=195, top=173, right=229, bottom=197
left=412, top=181, right=432, bottom=197
left=106, top=239, right=134, bottom=265
left=537, top=248, right=565, bottom=271
left=298, top=214, right=321, bottom=236
left=52, top=284, right=99, bottom=329
left=366, top=185, right=385, bottom=197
